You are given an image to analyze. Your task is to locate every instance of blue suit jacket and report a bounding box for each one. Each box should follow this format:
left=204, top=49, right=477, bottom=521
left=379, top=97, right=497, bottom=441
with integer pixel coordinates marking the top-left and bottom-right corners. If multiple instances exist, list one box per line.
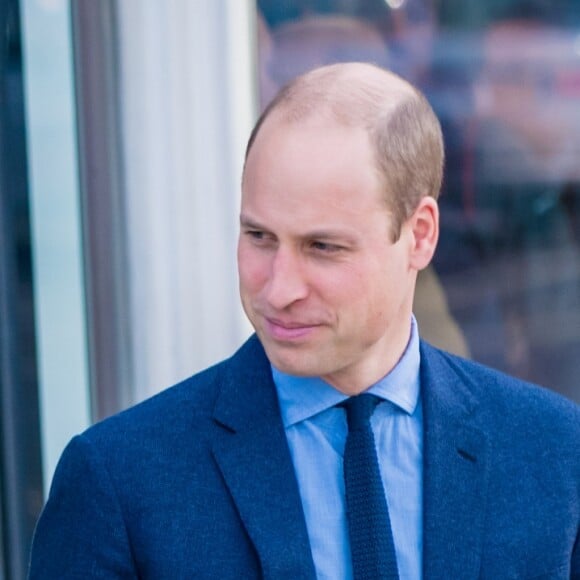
left=29, top=336, right=579, bottom=579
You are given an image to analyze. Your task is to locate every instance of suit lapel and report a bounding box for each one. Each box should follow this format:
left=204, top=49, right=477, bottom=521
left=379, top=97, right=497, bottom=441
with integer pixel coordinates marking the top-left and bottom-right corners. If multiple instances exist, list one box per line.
left=211, top=336, right=316, bottom=580
left=420, top=342, right=491, bottom=579
left=210, top=337, right=491, bottom=578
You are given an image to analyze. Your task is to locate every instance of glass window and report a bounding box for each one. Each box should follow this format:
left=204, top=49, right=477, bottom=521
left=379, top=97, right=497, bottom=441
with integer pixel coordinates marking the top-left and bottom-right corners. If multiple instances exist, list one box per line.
left=72, top=1, right=256, bottom=419
left=1, top=0, right=44, bottom=576
left=256, top=0, right=580, bottom=402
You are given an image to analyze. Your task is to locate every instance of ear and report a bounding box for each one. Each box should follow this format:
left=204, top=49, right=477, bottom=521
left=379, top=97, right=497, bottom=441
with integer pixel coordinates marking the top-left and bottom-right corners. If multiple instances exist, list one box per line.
left=408, top=196, right=439, bottom=271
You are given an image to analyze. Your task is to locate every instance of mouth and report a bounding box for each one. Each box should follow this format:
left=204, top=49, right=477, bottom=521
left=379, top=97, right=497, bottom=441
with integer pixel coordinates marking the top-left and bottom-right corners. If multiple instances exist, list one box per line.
left=264, top=317, right=321, bottom=341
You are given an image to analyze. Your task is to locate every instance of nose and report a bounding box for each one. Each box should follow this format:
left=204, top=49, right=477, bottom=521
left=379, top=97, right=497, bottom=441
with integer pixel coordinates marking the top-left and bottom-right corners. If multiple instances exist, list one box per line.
left=264, top=248, right=309, bottom=310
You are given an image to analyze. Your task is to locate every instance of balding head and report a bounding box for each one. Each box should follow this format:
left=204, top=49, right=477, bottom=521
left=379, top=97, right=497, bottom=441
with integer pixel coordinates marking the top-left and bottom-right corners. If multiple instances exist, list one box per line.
left=245, top=62, right=444, bottom=239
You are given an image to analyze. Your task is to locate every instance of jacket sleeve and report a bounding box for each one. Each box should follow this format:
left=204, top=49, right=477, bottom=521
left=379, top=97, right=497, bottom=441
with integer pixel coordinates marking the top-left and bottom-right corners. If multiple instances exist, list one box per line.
left=572, top=529, right=579, bottom=580
left=28, top=434, right=138, bottom=579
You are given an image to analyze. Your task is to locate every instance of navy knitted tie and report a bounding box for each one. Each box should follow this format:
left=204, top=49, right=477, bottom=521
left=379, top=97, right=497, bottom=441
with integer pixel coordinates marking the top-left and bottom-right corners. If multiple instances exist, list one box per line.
left=342, top=394, right=399, bottom=580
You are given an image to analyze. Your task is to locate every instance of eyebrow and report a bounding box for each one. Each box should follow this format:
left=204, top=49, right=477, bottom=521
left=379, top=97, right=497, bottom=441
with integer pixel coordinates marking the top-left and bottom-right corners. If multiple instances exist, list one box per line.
left=239, top=214, right=264, bottom=230
left=239, top=214, right=358, bottom=244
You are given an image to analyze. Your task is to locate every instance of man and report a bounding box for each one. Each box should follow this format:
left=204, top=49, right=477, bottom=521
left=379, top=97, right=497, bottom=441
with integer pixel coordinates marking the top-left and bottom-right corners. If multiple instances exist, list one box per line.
left=29, top=63, right=578, bottom=579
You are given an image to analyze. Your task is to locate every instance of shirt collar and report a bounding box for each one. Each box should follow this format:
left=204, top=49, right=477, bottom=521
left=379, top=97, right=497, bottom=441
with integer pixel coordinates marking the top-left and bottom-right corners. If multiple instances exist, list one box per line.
left=273, top=316, right=421, bottom=428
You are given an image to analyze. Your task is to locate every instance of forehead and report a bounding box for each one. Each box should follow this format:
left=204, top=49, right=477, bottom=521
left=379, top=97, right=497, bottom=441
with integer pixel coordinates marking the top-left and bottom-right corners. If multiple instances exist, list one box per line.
left=246, top=110, right=374, bottom=170
left=244, top=113, right=378, bottom=191
left=241, top=114, right=390, bottom=232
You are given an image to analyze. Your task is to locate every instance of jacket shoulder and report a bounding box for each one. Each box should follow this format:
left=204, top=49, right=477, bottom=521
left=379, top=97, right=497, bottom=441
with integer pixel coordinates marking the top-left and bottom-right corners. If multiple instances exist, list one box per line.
left=420, top=340, right=580, bottom=440
left=81, top=334, right=266, bottom=449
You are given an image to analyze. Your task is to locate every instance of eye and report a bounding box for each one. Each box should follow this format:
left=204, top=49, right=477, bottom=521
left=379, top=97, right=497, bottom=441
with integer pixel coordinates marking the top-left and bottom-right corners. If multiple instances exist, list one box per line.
left=246, top=230, right=265, bottom=240
left=310, top=240, right=343, bottom=253
left=243, top=229, right=276, bottom=247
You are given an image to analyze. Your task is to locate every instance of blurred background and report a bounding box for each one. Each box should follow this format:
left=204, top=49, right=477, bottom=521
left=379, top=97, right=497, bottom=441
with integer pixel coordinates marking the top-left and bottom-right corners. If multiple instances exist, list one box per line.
left=1, top=0, right=579, bottom=577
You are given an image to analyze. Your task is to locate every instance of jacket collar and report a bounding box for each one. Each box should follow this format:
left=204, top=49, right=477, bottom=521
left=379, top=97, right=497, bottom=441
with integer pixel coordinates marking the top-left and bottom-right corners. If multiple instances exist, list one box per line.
left=420, top=341, right=491, bottom=579
left=210, top=336, right=491, bottom=579
left=211, top=336, right=316, bottom=579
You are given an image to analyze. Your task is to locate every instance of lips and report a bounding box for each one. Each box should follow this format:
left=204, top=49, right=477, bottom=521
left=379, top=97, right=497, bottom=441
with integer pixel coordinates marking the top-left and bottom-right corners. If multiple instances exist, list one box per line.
left=264, top=317, right=321, bottom=341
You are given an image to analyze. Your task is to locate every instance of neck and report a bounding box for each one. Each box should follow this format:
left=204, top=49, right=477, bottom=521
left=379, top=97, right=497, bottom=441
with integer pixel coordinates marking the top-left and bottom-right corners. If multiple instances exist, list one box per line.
left=322, top=318, right=414, bottom=395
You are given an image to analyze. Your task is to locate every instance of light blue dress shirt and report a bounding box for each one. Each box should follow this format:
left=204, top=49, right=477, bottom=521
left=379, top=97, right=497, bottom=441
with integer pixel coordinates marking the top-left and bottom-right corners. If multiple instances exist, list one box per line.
left=272, top=317, right=423, bottom=580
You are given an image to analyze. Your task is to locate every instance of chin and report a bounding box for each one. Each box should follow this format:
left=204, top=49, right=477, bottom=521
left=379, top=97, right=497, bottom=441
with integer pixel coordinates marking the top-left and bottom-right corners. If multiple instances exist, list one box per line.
left=262, top=344, right=319, bottom=377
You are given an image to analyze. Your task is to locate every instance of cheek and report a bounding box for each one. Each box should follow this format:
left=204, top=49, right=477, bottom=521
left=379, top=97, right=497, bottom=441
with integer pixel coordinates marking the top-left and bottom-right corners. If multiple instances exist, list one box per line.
left=322, top=266, right=374, bottom=313
left=343, top=266, right=399, bottom=318
left=238, top=246, right=269, bottom=294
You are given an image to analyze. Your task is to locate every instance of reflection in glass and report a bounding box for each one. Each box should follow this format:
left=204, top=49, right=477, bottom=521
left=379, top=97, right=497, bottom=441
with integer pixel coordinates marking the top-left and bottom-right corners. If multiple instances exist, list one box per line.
left=256, top=0, right=580, bottom=402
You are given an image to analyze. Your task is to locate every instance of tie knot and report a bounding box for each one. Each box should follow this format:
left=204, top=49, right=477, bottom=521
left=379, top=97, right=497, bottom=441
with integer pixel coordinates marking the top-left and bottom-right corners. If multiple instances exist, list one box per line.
left=342, top=393, right=381, bottom=431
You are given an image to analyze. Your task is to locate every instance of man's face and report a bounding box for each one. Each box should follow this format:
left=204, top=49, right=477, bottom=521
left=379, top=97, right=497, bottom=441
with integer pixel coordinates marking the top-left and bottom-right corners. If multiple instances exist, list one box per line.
left=238, top=115, right=419, bottom=394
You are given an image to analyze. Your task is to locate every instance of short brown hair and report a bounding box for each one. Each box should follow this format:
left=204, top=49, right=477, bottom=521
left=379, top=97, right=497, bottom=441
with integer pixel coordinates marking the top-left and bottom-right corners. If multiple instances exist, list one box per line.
left=245, top=62, right=444, bottom=240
